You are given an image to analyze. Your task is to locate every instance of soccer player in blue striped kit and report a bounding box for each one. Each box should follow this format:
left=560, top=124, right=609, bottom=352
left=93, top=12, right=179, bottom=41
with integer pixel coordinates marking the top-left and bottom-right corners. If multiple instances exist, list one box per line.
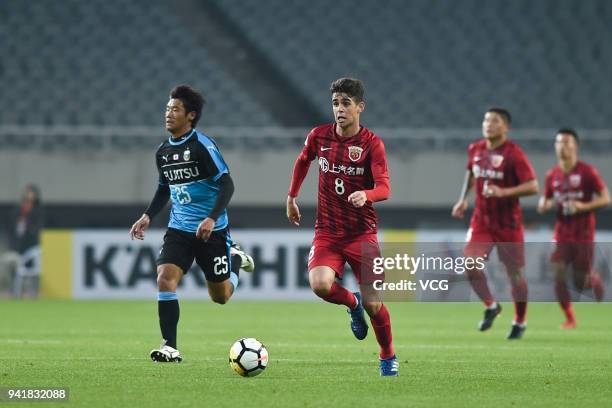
left=130, top=85, right=254, bottom=362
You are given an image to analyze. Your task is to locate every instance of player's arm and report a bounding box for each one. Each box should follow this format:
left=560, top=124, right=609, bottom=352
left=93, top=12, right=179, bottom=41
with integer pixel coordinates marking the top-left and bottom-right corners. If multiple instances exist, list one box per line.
left=571, top=170, right=610, bottom=213
left=486, top=179, right=539, bottom=199
left=196, top=141, right=233, bottom=241
left=130, top=151, right=170, bottom=240
left=130, top=183, right=170, bottom=240
left=287, top=131, right=317, bottom=226
left=348, top=138, right=390, bottom=208
left=486, top=148, right=539, bottom=198
left=197, top=173, right=234, bottom=241
left=573, top=186, right=611, bottom=213
left=537, top=172, right=554, bottom=214
left=452, top=170, right=474, bottom=219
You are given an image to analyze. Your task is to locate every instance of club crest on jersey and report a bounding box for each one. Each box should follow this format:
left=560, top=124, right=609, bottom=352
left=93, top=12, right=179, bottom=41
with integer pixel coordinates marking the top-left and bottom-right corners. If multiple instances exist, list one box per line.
left=173, top=153, right=179, bottom=160
left=570, top=174, right=581, bottom=187
left=348, top=146, right=363, bottom=162
left=491, top=154, right=504, bottom=168
left=183, top=149, right=191, bottom=161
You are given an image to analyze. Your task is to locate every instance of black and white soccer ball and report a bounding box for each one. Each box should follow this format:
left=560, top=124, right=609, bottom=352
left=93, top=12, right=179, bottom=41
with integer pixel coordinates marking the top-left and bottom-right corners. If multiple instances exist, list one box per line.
left=229, top=337, right=268, bottom=377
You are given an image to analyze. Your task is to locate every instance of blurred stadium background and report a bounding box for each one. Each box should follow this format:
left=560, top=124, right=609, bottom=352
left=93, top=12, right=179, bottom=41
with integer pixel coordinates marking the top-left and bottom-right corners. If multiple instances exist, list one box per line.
left=1, top=0, right=612, bottom=299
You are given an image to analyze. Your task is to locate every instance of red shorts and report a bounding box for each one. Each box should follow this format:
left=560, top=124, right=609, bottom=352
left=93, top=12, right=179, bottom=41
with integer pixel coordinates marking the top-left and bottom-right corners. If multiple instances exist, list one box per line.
left=463, top=226, right=525, bottom=270
left=550, top=242, right=594, bottom=271
left=308, top=233, right=381, bottom=284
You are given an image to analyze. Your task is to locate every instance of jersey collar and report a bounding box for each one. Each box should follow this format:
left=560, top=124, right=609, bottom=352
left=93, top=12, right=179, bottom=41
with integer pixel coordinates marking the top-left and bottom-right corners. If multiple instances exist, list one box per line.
left=168, top=128, right=196, bottom=145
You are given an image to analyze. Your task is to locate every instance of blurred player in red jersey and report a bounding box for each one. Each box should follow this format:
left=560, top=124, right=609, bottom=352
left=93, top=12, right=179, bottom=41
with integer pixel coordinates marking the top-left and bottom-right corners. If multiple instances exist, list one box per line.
left=537, top=129, right=609, bottom=329
left=286, top=78, right=398, bottom=376
left=452, top=108, right=538, bottom=339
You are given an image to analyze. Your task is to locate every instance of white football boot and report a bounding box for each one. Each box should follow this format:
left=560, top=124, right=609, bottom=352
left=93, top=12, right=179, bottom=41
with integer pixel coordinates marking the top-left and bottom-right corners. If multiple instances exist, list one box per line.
left=150, top=340, right=183, bottom=363
left=230, top=243, right=255, bottom=272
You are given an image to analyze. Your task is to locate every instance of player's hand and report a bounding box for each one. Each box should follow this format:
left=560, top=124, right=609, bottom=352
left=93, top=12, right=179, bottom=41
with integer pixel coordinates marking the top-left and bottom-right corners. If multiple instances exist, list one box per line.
left=348, top=191, right=367, bottom=208
left=568, top=200, right=587, bottom=214
left=196, top=217, right=215, bottom=241
left=484, top=184, right=505, bottom=198
left=451, top=199, right=468, bottom=219
left=129, top=214, right=150, bottom=240
left=287, top=196, right=301, bottom=226
left=537, top=197, right=553, bottom=214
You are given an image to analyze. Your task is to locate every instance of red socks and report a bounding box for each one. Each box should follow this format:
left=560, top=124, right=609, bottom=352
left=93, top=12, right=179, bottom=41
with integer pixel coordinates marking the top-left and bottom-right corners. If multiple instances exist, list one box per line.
left=320, top=282, right=358, bottom=309
left=511, top=277, right=528, bottom=324
left=370, top=304, right=395, bottom=360
left=555, top=281, right=575, bottom=321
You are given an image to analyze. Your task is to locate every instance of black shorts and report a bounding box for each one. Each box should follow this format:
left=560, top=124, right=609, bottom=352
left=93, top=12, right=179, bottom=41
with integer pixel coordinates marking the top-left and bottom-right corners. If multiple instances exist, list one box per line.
left=157, top=227, right=233, bottom=283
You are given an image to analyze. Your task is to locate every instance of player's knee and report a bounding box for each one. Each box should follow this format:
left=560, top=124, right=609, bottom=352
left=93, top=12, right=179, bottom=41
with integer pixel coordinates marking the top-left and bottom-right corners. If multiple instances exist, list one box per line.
left=157, top=272, right=177, bottom=291
left=211, top=293, right=230, bottom=305
left=310, top=280, right=333, bottom=297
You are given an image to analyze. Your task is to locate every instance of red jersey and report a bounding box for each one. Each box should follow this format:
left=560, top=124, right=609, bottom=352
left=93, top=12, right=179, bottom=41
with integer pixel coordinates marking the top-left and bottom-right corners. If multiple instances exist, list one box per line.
left=544, top=161, right=605, bottom=242
left=467, top=139, right=536, bottom=230
left=289, top=124, right=390, bottom=236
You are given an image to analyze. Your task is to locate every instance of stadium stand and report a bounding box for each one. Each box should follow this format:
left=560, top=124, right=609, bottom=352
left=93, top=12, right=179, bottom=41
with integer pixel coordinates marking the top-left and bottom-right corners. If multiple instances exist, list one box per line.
left=0, top=0, right=277, bottom=126
left=212, top=0, right=612, bottom=128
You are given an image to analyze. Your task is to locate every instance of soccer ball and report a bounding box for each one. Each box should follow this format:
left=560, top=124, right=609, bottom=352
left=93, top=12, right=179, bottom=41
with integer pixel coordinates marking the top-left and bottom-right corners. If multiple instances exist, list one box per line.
left=228, top=337, right=268, bottom=377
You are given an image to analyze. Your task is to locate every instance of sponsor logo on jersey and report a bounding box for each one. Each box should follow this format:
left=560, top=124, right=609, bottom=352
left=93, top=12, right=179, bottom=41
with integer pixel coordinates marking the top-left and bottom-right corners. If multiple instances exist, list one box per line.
left=318, top=158, right=364, bottom=175
left=491, top=154, right=504, bottom=168
left=318, top=157, right=329, bottom=173
left=472, top=164, right=503, bottom=180
left=321, top=147, right=332, bottom=151
left=163, top=165, right=201, bottom=182
left=162, top=155, right=169, bottom=163
left=570, top=174, right=581, bottom=187
left=183, top=149, right=191, bottom=161
left=348, top=146, right=363, bottom=162
left=554, top=190, right=584, bottom=202
left=173, top=154, right=179, bottom=160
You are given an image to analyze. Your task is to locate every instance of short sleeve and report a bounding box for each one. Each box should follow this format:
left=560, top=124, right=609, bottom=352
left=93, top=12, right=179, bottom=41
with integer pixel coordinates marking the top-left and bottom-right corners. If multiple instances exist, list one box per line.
left=197, top=135, right=229, bottom=182
left=302, top=128, right=318, bottom=161
left=370, top=138, right=389, bottom=182
left=589, top=165, right=606, bottom=193
left=544, top=171, right=553, bottom=198
left=155, top=150, right=168, bottom=185
left=512, top=146, right=536, bottom=183
left=466, top=143, right=475, bottom=172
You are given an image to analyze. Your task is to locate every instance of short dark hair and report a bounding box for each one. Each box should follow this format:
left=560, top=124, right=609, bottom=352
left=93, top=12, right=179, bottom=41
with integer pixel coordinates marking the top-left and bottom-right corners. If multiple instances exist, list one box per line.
left=486, top=107, right=512, bottom=125
left=170, top=85, right=205, bottom=128
left=557, top=128, right=579, bottom=144
left=330, top=77, right=365, bottom=102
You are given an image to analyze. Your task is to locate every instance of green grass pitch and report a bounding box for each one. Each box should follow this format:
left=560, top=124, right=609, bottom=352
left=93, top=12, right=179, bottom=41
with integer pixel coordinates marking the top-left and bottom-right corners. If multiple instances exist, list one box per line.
left=1, top=300, right=611, bottom=407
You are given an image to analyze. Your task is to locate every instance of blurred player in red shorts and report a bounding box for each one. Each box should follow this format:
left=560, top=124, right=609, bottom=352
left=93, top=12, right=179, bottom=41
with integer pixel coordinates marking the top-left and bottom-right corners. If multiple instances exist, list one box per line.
left=452, top=108, right=538, bottom=339
left=537, top=128, right=609, bottom=329
left=286, top=78, right=398, bottom=376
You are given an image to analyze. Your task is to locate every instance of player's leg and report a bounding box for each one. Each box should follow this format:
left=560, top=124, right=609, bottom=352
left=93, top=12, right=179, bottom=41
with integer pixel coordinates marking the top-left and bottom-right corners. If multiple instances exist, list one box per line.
left=308, top=239, right=358, bottom=308
left=308, top=239, right=366, bottom=339
left=346, top=236, right=398, bottom=376
left=196, top=228, right=241, bottom=304
left=155, top=263, right=184, bottom=352
left=574, top=242, right=603, bottom=301
left=498, top=236, right=528, bottom=339
left=464, top=228, right=499, bottom=330
left=151, top=229, right=194, bottom=362
left=554, top=262, right=575, bottom=328
left=551, top=243, right=575, bottom=328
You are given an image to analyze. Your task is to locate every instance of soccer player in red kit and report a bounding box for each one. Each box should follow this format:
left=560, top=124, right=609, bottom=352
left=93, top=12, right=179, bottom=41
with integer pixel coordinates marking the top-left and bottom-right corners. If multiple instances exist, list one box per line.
left=537, top=129, right=609, bottom=329
left=286, top=78, right=398, bottom=376
left=452, top=108, right=538, bottom=339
